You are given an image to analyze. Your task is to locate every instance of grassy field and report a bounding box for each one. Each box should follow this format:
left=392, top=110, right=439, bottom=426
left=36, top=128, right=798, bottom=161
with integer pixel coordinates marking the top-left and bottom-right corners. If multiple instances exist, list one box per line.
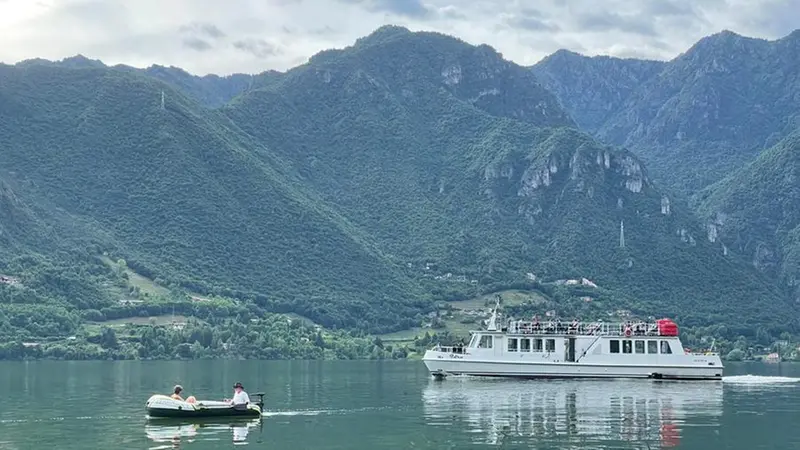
left=447, top=289, right=548, bottom=310
left=281, top=313, right=319, bottom=327
left=98, top=315, right=192, bottom=326
left=99, top=256, right=171, bottom=298
left=84, top=315, right=195, bottom=335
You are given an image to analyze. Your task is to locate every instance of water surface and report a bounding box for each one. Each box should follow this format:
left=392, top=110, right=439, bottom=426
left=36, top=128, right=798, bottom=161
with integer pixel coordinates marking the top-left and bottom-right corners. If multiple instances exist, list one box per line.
left=0, top=360, right=798, bottom=449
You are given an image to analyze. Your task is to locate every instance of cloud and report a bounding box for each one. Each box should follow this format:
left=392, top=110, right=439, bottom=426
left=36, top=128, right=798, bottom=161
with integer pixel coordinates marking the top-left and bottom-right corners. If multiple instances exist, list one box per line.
left=501, top=8, right=560, bottom=33
left=178, top=20, right=225, bottom=51
left=179, top=22, right=226, bottom=40
left=339, top=0, right=433, bottom=18
left=0, top=0, right=797, bottom=75
left=232, top=38, right=282, bottom=59
left=573, top=11, right=657, bottom=36
left=182, top=37, right=213, bottom=52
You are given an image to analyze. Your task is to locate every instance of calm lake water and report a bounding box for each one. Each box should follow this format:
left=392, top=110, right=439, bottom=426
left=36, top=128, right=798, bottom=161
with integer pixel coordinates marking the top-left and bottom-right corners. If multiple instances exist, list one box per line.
left=0, top=360, right=798, bottom=449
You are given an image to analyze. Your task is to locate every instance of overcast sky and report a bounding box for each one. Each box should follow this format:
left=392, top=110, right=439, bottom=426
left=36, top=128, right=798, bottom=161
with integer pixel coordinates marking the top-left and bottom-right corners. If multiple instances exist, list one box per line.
left=1, top=0, right=797, bottom=76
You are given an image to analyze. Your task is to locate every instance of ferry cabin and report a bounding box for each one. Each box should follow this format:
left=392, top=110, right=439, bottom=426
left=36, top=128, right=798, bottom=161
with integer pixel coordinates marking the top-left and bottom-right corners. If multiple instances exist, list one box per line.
left=464, top=329, right=680, bottom=364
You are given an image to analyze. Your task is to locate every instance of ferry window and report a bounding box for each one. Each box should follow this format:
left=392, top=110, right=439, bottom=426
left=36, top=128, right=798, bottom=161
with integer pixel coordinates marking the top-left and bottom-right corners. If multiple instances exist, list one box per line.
left=660, top=340, right=672, bottom=354
left=622, top=340, right=632, bottom=354
left=520, top=338, right=531, bottom=352
left=545, top=339, right=555, bottom=352
left=507, top=338, right=518, bottom=352
left=635, top=340, right=645, bottom=354
left=610, top=340, right=620, bottom=353
left=468, top=335, right=478, bottom=348
left=533, top=339, right=543, bottom=352
left=479, top=335, right=493, bottom=349
left=648, top=340, right=658, bottom=354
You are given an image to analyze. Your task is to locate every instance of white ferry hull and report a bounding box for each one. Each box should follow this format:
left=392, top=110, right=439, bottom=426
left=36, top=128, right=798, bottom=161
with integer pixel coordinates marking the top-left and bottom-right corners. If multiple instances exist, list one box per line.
left=422, top=352, right=723, bottom=381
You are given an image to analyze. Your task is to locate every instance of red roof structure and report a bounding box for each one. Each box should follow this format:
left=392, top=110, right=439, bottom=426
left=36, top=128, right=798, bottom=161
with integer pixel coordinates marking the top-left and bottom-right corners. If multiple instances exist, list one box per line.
left=657, top=318, right=679, bottom=336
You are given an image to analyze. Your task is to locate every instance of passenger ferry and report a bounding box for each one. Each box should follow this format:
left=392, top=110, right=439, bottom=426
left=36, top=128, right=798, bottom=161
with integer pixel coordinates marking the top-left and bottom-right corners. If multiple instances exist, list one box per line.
left=422, top=303, right=723, bottom=381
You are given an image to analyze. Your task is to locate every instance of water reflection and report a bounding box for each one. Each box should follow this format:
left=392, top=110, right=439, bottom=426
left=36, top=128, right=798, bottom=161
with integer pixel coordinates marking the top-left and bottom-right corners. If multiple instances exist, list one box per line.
left=423, top=378, right=724, bottom=449
left=145, top=417, right=262, bottom=447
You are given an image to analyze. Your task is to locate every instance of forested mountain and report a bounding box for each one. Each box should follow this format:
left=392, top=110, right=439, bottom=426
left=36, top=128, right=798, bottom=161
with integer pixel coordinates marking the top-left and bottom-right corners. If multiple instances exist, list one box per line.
left=531, top=28, right=800, bottom=313
left=0, top=61, right=422, bottom=333
left=531, top=30, right=800, bottom=197
left=223, top=26, right=792, bottom=331
left=12, top=54, right=284, bottom=109
left=530, top=50, right=665, bottom=134
left=696, top=131, right=800, bottom=301
left=1, top=26, right=798, bottom=359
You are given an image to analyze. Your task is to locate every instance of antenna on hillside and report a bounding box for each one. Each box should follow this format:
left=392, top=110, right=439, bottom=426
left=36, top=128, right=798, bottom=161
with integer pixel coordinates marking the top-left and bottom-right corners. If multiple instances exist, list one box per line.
left=161, top=90, right=165, bottom=110
left=619, top=220, right=625, bottom=248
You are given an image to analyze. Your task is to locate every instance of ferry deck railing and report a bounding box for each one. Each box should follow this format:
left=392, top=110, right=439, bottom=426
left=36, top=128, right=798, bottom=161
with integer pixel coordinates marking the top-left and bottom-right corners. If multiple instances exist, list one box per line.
left=504, top=320, right=669, bottom=337
left=431, top=344, right=468, bottom=354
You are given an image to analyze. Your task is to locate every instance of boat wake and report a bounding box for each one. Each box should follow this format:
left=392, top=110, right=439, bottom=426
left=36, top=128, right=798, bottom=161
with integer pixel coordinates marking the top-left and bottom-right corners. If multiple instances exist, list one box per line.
left=261, top=410, right=329, bottom=417
left=722, top=375, right=800, bottom=385
left=261, top=405, right=390, bottom=417
left=0, top=415, right=134, bottom=424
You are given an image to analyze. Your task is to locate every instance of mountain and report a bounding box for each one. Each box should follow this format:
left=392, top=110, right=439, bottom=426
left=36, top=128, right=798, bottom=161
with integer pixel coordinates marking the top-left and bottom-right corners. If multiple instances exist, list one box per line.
left=530, top=50, right=665, bottom=133
left=0, top=61, right=423, bottom=333
left=138, top=65, right=284, bottom=108
left=1, top=26, right=797, bottom=343
left=531, top=30, right=800, bottom=197
left=13, top=55, right=284, bottom=108
left=695, top=131, right=800, bottom=301
left=223, top=26, right=795, bottom=333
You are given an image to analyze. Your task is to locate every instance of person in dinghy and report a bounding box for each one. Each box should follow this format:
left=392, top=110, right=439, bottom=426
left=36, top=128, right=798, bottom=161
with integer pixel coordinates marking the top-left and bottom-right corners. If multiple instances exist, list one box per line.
left=170, top=385, right=197, bottom=404
left=224, top=382, right=250, bottom=407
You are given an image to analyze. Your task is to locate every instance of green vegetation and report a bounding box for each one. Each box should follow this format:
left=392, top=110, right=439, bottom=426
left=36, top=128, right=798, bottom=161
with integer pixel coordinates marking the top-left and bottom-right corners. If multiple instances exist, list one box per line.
left=531, top=49, right=665, bottom=134
left=0, top=26, right=798, bottom=361
left=0, top=311, right=414, bottom=361
left=695, top=132, right=800, bottom=300
left=532, top=30, right=800, bottom=197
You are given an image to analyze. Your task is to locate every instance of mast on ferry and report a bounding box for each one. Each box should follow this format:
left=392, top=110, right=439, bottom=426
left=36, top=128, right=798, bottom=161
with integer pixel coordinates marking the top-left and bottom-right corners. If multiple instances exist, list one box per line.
left=486, top=295, right=500, bottom=331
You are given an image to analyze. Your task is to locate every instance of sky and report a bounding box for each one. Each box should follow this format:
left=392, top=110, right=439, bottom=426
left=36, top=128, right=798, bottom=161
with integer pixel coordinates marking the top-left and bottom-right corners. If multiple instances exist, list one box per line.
left=1, top=0, right=798, bottom=76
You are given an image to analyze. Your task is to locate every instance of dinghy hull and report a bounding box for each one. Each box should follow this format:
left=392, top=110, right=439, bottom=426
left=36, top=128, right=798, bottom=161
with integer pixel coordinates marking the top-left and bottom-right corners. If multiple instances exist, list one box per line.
left=145, top=395, right=262, bottom=418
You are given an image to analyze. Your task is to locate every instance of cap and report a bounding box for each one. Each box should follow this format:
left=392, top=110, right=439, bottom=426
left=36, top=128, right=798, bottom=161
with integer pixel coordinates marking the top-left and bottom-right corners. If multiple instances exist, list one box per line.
left=174, top=385, right=183, bottom=393
left=233, top=382, right=244, bottom=389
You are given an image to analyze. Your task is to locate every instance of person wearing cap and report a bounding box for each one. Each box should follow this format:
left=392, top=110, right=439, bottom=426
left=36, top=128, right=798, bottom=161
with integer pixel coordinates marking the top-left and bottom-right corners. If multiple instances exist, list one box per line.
left=226, top=382, right=250, bottom=406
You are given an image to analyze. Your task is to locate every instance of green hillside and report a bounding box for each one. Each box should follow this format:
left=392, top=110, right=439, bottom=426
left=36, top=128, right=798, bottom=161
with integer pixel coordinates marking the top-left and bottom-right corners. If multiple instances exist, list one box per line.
left=531, top=30, right=800, bottom=197
left=696, top=132, right=800, bottom=301
left=531, top=49, right=665, bottom=134
left=0, top=63, right=422, bottom=333
left=224, top=27, right=796, bottom=335
left=0, top=26, right=798, bottom=361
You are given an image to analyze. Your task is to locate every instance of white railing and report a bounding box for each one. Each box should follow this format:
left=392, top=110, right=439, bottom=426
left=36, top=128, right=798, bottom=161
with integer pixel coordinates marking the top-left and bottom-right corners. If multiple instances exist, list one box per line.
left=505, top=320, right=669, bottom=337
left=432, top=344, right=469, bottom=354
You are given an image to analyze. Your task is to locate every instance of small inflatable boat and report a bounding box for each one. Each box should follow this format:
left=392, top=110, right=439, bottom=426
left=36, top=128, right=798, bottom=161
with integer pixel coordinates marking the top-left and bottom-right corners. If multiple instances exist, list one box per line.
left=145, top=393, right=264, bottom=418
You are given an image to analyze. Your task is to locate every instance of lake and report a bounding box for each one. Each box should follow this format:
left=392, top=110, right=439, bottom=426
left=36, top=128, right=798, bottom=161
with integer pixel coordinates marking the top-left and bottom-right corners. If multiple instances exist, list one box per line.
left=0, top=360, right=798, bottom=449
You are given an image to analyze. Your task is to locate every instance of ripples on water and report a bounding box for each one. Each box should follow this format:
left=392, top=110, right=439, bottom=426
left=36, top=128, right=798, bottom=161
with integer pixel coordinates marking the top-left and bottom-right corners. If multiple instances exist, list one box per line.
left=421, top=375, right=800, bottom=449
left=722, top=374, right=800, bottom=386
left=0, top=361, right=798, bottom=449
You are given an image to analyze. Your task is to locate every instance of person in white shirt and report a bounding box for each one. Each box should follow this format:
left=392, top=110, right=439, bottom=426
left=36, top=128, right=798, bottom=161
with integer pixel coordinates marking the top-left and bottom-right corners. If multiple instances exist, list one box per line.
left=228, top=382, right=250, bottom=406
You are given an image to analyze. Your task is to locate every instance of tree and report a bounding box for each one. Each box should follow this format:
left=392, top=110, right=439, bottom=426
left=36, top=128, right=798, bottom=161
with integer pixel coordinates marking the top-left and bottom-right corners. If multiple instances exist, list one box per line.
left=726, top=349, right=745, bottom=361
left=100, top=327, right=118, bottom=349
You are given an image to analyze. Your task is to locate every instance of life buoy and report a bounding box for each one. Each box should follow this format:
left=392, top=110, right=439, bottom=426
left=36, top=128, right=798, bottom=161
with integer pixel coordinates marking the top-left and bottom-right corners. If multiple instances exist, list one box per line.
left=624, top=327, right=632, bottom=337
